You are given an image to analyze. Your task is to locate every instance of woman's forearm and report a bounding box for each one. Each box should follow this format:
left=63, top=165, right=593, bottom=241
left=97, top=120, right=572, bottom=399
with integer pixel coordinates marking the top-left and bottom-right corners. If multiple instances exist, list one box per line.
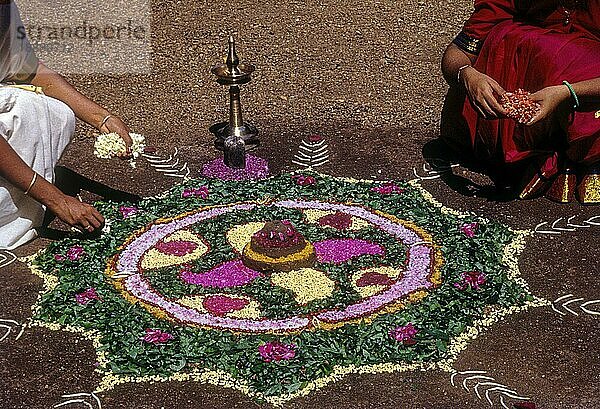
left=30, top=63, right=110, bottom=130
left=441, top=43, right=478, bottom=87
left=0, top=137, right=64, bottom=207
left=572, top=77, right=600, bottom=106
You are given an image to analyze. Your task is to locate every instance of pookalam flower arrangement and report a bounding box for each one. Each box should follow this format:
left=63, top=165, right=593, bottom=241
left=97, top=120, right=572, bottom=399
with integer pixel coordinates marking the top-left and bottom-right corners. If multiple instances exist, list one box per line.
left=27, top=171, right=544, bottom=405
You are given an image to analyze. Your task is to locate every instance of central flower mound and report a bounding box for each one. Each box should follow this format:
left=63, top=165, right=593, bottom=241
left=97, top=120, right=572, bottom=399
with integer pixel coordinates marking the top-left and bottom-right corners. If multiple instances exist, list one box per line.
left=30, top=172, right=536, bottom=405
left=241, top=220, right=317, bottom=272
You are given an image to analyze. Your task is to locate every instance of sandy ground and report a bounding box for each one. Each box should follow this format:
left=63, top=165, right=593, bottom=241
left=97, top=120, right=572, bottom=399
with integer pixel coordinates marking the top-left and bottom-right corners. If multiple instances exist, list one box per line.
left=1, top=0, right=599, bottom=408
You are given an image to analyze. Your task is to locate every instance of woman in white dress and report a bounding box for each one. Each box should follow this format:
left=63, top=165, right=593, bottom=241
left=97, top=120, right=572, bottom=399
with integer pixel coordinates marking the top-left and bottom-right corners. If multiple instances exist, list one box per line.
left=0, top=0, right=133, bottom=249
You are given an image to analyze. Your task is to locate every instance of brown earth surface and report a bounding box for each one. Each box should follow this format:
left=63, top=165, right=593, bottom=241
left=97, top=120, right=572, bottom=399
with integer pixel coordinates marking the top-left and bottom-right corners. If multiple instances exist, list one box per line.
left=1, top=0, right=599, bottom=408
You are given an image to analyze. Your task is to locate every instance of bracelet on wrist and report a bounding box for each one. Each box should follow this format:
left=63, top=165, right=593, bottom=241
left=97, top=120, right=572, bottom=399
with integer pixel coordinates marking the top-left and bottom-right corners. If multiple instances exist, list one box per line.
left=24, top=172, right=38, bottom=196
left=562, top=81, right=580, bottom=111
left=457, top=64, right=472, bottom=85
left=99, top=114, right=114, bottom=130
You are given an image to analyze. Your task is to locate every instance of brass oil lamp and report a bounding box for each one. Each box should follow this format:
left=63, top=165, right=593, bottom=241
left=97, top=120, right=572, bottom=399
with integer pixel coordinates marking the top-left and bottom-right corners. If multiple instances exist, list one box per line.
left=210, top=36, right=259, bottom=169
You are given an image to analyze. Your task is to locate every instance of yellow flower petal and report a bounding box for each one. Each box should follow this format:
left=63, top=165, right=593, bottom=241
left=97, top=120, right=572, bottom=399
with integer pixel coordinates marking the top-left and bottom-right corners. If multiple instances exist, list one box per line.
left=141, top=230, right=209, bottom=270
left=226, top=222, right=265, bottom=253
left=271, top=268, right=335, bottom=304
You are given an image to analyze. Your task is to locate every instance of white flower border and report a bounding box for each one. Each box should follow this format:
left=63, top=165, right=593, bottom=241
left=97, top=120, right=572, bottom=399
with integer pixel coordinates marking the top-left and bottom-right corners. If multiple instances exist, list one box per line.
left=22, top=174, right=550, bottom=407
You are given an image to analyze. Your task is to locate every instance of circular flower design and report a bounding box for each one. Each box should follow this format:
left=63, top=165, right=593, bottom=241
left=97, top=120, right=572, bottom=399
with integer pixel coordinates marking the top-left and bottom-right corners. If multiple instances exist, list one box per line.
left=29, top=171, right=537, bottom=405
left=108, top=200, right=442, bottom=333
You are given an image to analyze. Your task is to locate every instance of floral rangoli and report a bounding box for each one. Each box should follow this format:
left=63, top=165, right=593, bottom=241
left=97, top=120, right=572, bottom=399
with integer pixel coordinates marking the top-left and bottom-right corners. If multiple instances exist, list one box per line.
left=27, top=171, right=544, bottom=405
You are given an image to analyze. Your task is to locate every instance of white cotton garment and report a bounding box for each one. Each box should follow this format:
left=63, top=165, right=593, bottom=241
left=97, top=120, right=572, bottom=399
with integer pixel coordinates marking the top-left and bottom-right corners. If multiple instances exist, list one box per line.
left=0, top=87, right=75, bottom=249
left=0, top=1, right=39, bottom=82
left=0, top=2, right=74, bottom=249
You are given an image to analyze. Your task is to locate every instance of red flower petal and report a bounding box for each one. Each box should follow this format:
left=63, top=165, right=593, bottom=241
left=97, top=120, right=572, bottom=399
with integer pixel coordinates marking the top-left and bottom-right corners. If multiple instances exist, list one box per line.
left=318, top=212, right=352, bottom=230
left=202, top=295, right=249, bottom=316
left=356, top=271, right=395, bottom=287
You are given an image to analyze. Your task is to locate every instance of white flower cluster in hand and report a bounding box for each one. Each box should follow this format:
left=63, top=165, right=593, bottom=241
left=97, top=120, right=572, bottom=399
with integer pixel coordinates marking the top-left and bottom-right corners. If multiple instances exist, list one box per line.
left=94, top=132, right=146, bottom=168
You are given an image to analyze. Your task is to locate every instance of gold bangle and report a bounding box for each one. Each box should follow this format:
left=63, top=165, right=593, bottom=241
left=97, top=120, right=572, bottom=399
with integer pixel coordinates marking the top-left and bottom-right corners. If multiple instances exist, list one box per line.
left=24, top=172, right=38, bottom=196
left=99, top=114, right=113, bottom=129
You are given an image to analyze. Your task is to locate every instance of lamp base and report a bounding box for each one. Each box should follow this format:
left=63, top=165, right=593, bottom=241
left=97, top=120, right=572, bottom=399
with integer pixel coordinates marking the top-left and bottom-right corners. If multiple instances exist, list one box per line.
left=210, top=122, right=260, bottom=152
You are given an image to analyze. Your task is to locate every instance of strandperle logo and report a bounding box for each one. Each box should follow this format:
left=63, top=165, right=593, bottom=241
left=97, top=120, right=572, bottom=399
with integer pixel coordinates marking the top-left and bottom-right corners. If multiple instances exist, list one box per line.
left=17, top=20, right=147, bottom=45
left=16, top=0, right=151, bottom=74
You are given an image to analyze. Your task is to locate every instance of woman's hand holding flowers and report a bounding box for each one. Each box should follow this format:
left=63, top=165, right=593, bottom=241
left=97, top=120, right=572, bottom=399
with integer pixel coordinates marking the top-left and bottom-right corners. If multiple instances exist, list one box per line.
left=461, top=66, right=508, bottom=119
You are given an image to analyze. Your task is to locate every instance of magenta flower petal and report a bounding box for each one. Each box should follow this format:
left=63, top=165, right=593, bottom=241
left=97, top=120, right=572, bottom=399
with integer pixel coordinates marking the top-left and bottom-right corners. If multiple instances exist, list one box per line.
left=454, top=271, right=486, bottom=290
left=75, top=288, right=101, bottom=305
left=258, top=341, right=296, bottom=362
left=180, top=260, right=262, bottom=288
left=460, top=222, right=478, bottom=238
left=142, top=328, right=173, bottom=344
left=119, top=206, right=139, bottom=219
left=155, top=240, right=198, bottom=256
left=389, top=322, right=418, bottom=344
left=314, top=239, right=385, bottom=264
left=182, top=186, right=209, bottom=199
left=292, top=174, right=316, bottom=186
left=66, top=245, right=85, bottom=261
left=371, top=183, right=405, bottom=195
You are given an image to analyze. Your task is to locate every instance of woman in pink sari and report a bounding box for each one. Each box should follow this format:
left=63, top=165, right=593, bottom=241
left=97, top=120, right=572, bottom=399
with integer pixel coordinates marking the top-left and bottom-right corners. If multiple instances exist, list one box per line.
left=441, top=0, right=600, bottom=204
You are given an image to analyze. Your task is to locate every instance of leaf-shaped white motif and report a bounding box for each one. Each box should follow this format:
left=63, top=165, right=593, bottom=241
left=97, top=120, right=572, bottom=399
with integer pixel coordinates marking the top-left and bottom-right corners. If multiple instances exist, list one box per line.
left=292, top=139, right=330, bottom=169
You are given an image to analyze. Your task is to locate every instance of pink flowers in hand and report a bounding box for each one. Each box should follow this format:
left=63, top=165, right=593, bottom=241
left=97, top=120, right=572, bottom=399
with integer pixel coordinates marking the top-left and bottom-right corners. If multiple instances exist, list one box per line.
left=258, top=341, right=297, bottom=362
left=500, top=89, right=541, bottom=124
left=142, top=328, right=174, bottom=344
left=454, top=271, right=486, bottom=290
left=292, top=174, right=316, bottom=186
left=182, top=186, right=209, bottom=199
left=75, top=288, right=101, bottom=305
left=55, top=245, right=86, bottom=262
left=371, top=183, right=405, bottom=195
left=460, top=222, right=479, bottom=238
left=389, top=323, right=418, bottom=345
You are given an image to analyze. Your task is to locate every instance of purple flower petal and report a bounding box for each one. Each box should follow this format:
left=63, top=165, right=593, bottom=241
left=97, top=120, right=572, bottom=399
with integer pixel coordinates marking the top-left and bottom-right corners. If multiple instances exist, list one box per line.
left=314, top=239, right=385, bottom=264
left=119, top=206, right=139, bottom=219
left=201, top=155, right=270, bottom=181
